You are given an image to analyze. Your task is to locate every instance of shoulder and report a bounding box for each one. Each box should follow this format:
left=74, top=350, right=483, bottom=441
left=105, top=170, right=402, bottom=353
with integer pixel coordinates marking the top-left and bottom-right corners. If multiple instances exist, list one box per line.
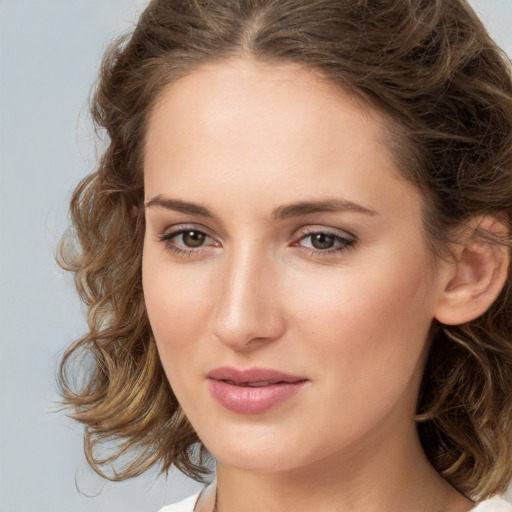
left=472, top=497, right=512, bottom=512
left=157, top=492, right=201, bottom=512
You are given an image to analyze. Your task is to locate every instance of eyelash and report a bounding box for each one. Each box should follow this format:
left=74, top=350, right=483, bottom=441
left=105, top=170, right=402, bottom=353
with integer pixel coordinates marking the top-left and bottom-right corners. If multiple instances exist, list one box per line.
left=292, top=229, right=356, bottom=256
left=159, top=226, right=217, bottom=257
left=158, top=225, right=356, bottom=258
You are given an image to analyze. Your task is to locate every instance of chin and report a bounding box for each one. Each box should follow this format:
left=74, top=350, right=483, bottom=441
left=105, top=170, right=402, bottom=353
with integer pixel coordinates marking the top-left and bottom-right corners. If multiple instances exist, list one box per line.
left=214, top=448, right=304, bottom=474
left=201, top=427, right=326, bottom=475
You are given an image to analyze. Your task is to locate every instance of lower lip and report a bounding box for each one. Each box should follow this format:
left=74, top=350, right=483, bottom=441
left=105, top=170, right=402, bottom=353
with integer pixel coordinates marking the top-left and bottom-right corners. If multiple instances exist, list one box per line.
left=207, top=379, right=307, bottom=414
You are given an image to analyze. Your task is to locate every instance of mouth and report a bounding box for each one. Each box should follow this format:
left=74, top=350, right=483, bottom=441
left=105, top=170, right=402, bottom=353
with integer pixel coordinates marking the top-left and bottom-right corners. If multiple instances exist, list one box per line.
left=207, top=366, right=306, bottom=384
left=206, top=367, right=308, bottom=414
left=221, top=379, right=292, bottom=387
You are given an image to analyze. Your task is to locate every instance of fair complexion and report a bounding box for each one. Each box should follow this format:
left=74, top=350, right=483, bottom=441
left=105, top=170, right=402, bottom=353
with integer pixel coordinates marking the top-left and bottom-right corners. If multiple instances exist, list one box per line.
left=142, top=58, right=479, bottom=512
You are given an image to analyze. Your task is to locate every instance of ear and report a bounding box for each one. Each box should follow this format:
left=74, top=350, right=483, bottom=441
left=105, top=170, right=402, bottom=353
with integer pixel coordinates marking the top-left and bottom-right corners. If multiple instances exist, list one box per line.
left=434, top=216, right=510, bottom=326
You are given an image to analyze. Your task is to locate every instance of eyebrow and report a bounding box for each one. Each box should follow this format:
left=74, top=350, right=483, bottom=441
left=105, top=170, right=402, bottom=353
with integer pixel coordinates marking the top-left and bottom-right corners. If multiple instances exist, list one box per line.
left=144, top=195, right=377, bottom=220
left=271, top=198, right=377, bottom=220
left=145, top=195, right=215, bottom=218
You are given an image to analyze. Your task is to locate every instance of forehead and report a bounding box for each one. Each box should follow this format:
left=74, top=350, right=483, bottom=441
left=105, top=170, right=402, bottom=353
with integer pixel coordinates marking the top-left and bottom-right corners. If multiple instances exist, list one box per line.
left=143, top=57, right=419, bottom=224
left=145, top=57, right=386, bottom=161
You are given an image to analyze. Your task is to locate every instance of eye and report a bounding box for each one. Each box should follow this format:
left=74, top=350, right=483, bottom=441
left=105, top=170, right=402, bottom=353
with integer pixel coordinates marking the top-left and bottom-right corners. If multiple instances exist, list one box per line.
left=159, top=226, right=219, bottom=256
left=177, top=230, right=207, bottom=248
left=306, top=233, right=339, bottom=250
left=294, top=228, right=355, bottom=255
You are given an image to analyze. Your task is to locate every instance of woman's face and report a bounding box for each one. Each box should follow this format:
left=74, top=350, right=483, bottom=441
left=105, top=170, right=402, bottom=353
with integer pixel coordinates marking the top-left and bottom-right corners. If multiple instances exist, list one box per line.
left=142, top=58, right=448, bottom=474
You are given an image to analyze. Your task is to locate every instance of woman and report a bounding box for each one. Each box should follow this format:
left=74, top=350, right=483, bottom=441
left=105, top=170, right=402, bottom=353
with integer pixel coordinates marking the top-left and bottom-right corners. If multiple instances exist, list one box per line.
left=59, top=1, right=512, bottom=511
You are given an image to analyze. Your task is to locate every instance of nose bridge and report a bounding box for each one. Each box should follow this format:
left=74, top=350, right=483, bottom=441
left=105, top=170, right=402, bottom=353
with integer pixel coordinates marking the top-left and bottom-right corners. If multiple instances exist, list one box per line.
left=211, top=243, right=283, bottom=349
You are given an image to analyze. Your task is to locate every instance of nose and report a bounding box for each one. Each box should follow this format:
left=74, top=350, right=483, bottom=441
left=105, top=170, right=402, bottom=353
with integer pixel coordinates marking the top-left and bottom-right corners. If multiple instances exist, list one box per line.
left=210, top=248, right=286, bottom=351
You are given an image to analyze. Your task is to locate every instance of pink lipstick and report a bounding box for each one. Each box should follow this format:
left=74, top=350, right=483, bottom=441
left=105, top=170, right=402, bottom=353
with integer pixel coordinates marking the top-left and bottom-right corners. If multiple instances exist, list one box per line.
left=207, top=367, right=308, bottom=414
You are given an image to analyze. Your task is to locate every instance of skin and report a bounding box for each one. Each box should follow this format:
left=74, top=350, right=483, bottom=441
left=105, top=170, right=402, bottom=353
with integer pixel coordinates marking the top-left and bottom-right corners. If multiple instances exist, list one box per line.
left=142, top=58, right=475, bottom=512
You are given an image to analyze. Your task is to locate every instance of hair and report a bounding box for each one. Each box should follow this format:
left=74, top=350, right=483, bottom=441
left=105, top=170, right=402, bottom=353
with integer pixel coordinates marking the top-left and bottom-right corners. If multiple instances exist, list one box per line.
left=58, top=0, right=512, bottom=499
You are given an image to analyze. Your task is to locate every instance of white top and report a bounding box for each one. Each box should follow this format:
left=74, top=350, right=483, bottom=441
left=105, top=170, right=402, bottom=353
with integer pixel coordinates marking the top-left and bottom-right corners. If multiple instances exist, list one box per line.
left=159, top=492, right=512, bottom=512
left=159, top=493, right=200, bottom=512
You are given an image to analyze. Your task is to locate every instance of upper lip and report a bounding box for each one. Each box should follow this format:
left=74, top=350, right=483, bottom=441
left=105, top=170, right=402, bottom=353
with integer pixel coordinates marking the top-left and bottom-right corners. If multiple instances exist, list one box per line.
left=207, top=366, right=307, bottom=384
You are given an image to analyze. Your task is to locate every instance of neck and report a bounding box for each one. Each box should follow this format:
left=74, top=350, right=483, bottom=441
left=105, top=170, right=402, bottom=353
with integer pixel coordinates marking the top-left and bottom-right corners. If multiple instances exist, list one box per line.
left=206, top=426, right=472, bottom=512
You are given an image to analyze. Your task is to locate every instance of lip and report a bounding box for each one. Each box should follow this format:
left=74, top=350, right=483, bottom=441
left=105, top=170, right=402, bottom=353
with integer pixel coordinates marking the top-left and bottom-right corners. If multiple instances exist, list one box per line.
left=206, top=366, right=308, bottom=414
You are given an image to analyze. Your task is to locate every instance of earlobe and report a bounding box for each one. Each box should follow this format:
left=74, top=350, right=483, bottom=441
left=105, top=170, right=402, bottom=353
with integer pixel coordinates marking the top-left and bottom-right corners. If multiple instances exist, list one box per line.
left=434, top=216, right=510, bottom=326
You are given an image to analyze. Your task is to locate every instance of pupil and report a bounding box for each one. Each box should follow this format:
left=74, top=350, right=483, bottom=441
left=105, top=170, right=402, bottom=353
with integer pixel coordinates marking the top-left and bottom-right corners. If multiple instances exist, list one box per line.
left=311, top=233, right=335, bottom=250
left=183, top=231, right=205, bottom=247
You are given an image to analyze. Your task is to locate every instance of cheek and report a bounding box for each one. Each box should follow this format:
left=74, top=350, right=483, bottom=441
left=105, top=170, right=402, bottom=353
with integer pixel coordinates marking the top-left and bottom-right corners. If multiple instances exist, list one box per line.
left=142, top=252, right=212, bottom=369
left=290, top=257, right=431, bottom=328
left=284, top=252, right=435, bottom=386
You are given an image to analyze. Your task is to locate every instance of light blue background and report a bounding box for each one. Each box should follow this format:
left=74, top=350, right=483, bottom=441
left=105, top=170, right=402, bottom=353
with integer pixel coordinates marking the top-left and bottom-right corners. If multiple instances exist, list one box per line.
left=1, top=1, right=511, bottom=511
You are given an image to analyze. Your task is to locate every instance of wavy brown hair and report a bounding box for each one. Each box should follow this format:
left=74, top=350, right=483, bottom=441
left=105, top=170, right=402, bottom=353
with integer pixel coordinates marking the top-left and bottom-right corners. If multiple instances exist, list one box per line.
left=58, top=0, right=512, bottom=497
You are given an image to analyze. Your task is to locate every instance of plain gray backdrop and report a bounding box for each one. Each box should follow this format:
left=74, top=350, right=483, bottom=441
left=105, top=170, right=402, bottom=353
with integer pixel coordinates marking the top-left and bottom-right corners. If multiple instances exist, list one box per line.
left=1, top=1, right=511, bottom=511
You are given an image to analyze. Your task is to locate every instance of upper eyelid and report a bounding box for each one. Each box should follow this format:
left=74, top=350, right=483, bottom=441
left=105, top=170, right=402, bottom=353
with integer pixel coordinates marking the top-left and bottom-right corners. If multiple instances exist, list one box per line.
left=294, top=225, right=356, bottom=240
left=161, top=223, right=216, bottom=238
